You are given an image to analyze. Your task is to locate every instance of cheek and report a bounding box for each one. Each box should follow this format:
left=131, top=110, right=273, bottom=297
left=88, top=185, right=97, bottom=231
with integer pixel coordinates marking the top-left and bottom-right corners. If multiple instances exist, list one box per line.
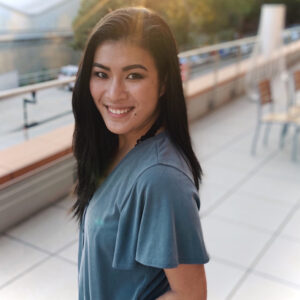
left=89, top=80, right=97, bottom=99
left=134, top=80, right=160, bottom=105
left=134, top=94, right=159, bottom=119
left=90, top=81, right=105, bottom=108
left=90, top=82, right=104, bottom=114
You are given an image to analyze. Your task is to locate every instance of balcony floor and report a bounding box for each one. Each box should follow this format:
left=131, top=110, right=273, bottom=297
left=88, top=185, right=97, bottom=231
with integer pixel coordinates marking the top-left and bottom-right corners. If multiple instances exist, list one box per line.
left=1, top=95, right=300, bottom=300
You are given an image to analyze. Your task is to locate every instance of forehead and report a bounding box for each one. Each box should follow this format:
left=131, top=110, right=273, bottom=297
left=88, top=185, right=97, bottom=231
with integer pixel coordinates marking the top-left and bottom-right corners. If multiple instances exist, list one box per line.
left=93, top=40, right=156, bottom=68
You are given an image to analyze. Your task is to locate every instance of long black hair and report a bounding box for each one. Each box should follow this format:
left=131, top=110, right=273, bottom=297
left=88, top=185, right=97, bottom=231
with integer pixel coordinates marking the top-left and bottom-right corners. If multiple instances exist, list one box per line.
left=71, top=7, right=202, bottom=225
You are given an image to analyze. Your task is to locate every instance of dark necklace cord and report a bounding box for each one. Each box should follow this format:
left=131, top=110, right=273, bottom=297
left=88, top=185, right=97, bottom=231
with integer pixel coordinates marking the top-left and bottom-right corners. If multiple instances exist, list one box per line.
left=135, top=115, right=163, bottom=147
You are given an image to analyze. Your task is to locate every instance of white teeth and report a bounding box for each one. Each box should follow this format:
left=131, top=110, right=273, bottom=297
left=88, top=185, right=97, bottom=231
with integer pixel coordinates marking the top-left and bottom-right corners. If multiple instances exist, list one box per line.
left=108, top=107, right=132, bottom=114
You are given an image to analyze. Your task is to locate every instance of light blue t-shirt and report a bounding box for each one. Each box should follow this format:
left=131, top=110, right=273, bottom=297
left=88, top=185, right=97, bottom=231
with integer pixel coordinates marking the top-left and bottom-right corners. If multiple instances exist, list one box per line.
left=78, top=130, right=209, bottom=300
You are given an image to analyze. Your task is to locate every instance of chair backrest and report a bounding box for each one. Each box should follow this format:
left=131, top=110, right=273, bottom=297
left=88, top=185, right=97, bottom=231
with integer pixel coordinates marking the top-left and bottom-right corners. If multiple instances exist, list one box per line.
left=294, top=70, right=300, bottom=92
left=258, top=79, right=273, bottom=105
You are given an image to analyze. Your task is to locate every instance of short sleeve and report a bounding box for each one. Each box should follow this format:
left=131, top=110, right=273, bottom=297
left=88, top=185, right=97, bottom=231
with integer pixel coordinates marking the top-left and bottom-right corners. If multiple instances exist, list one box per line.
left=112, top=164, right=210, bottom=270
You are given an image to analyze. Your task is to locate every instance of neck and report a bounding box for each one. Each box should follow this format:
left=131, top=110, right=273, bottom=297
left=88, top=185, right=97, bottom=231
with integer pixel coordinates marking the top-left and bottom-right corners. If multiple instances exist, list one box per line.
left=118, top=112, right=164, bottom=151
left=106, top=124, right=164, bottom=177
left=118, top=126, right=165, bottom=153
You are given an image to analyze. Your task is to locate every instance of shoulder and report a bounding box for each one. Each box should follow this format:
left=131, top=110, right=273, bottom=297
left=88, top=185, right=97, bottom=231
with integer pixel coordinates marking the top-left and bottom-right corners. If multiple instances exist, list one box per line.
left=138, top=164, right=194, bottom=188
left=133, top=164, right=200, bottom=210
left=134, top=131, right=194, bottom=184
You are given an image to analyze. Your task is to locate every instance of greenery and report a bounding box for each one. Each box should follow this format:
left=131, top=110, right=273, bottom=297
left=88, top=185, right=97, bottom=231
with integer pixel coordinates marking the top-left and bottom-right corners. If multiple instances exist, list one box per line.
left=72, top=0, right=300, bottom=51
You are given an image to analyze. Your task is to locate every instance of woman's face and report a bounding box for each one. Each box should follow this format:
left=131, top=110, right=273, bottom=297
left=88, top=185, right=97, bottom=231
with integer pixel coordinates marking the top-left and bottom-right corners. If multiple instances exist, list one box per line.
left=90, top=40, right=163, bottom=147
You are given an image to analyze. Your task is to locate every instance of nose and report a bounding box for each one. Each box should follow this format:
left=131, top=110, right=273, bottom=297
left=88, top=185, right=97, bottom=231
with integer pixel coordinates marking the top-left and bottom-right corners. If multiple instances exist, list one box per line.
left=106, top=77, right=127, bottom=101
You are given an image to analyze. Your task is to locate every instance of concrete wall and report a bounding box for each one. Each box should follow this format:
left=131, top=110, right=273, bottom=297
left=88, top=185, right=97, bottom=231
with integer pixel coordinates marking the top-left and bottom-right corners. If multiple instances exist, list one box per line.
left=0, top=0, right=82, bottom=80
left=0, top=36, right=81, bottom=76
left=0, top=154, right=76, bottom=233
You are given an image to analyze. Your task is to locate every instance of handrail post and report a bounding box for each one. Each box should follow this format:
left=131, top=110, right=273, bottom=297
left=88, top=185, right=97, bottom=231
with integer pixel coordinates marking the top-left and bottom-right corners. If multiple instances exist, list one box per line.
left=23, top=91, right=38, bottom=128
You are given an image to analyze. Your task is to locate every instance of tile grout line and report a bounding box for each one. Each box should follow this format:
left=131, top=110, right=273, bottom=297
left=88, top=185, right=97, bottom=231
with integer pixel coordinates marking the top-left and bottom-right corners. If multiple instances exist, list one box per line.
left=206, top=202, right=300, bottom=242
left=210, top=254, right=300, bottom=295
left=229, top=187, right=299, bottom=208
left=195, top=109, right=300, bottom=297
left=0, top=196, right=78, bottom=290
left=2, top=202, right=77, bottom=254
left=199, top=123, right=294, bottom=218
left=54, top=254, right=77, bottom=266
left=207, top=214, right=276, bottom=236
left=210, top=256, right=249, bottom=273
left=225, top=198, right=300, bottom=300
left=201, top=148, right=280, bottom=219
left=0, top=238, right=78, bottom=290
left=252, top=269, right=300, bottom=291
left=3, top=231, right=78, bottom=262
left=3, top=232, right=53, bottom=256
left=53, top=238, right=78, bottom=255
left=0, top=256, right=53, bottom=290
left=199, top=128, right=254, bottom=162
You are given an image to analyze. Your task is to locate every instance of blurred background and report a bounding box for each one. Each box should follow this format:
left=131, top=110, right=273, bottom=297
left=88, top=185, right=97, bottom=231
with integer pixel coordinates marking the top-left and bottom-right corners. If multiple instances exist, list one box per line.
left=0, top=1, right=300, bottom=299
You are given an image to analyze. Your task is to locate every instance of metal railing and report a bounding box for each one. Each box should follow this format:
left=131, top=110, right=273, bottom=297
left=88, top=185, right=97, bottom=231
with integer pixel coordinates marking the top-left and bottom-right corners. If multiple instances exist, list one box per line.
left=1, top=26, right=300, bottom=130
left=0, top=77, right=75, bottom=128
left=18, top=68, right=62, bottom=86
left=178, top=26, right=300, bottom=83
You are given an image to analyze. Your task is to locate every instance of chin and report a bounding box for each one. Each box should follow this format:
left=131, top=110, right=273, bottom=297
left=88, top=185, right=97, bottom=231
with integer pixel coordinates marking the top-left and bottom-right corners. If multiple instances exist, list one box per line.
left=105, top=125, right=129, bottom=135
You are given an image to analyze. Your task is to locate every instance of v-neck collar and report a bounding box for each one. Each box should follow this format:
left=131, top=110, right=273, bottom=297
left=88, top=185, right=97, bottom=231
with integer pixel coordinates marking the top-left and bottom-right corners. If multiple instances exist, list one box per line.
left=93, top=130, right=167, bottom=198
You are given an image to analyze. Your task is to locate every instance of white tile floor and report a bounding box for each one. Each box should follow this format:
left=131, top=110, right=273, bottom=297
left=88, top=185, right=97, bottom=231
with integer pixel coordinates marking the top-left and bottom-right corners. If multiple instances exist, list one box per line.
left=1, top=95, right=300, bottom=299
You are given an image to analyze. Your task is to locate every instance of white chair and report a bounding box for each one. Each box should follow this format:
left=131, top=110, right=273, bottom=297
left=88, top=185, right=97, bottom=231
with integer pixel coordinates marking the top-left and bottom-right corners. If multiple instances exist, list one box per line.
left=251, top=79, right=299, bottom=155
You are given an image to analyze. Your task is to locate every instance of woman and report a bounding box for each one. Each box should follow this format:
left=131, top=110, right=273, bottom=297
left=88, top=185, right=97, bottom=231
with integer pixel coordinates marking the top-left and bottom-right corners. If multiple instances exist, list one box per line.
left=71, top=7, right=209, bottom=300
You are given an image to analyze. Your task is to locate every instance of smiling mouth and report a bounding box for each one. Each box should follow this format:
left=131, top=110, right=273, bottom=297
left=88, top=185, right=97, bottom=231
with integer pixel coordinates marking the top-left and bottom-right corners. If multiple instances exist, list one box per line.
left=105, top=105, right=134, bottom=115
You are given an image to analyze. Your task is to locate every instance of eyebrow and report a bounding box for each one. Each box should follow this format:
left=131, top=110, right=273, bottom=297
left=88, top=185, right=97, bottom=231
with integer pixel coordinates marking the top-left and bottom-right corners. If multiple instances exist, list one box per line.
left=92, top=63, right=148, bottom=72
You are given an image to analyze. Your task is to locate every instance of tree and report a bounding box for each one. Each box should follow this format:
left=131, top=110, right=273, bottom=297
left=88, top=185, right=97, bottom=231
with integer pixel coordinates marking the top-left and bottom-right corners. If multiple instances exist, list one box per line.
left=72, top=0, right=199, bottom=51
left=72, top=0, right=138, bottom=50
left=186, top=0, right=254, bottom=42
left=72, top=0, right=299, bottom=51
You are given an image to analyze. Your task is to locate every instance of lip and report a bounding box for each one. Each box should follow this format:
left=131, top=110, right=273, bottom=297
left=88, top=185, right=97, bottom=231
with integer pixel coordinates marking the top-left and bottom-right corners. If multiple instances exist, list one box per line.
left=104, top=104, right=134, bottom=109
left=105, top=105, right=134, bottom=118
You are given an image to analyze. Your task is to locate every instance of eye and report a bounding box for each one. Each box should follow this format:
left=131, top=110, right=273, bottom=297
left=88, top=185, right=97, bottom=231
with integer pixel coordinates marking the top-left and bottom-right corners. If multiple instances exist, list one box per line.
left=94, top=71, right=108, bottom=79
left=127, top=73, right=144, bottom=80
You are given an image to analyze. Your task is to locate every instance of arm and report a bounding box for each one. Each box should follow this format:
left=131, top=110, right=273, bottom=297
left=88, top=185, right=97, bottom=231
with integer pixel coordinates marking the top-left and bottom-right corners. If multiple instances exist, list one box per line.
left=156, top=264, right=207, bottom=300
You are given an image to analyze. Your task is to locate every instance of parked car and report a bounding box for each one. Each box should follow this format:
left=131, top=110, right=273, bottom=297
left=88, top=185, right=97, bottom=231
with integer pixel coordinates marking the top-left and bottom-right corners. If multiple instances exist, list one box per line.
left=58, top=65, right=78, bottom=91
left=189, top=53, right=212, bottom=68
left=240, top=43, right=253, bottom=56
left=290, top=29, right=300, bottom=41
left=219, top=47, right=239, bottom=59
